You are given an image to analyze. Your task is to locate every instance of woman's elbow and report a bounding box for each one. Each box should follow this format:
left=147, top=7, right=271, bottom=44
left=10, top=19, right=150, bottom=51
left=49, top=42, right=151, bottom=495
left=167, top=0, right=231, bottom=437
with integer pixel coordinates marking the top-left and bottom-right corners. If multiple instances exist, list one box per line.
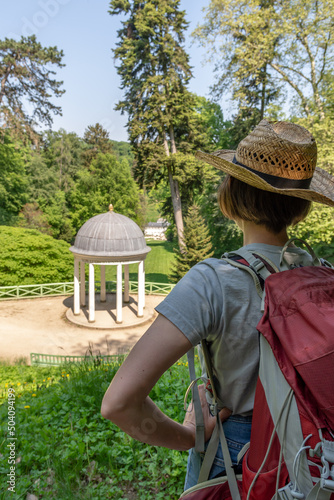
left=101, top=392, right=127, bottom=423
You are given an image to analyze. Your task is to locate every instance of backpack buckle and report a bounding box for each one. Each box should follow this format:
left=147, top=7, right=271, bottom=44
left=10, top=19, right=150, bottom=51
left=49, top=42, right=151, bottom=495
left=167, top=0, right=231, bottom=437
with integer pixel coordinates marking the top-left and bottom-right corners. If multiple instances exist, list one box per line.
left=209, top=403, right=218, bottom=417
left=251, top=258, right=265, bottom=274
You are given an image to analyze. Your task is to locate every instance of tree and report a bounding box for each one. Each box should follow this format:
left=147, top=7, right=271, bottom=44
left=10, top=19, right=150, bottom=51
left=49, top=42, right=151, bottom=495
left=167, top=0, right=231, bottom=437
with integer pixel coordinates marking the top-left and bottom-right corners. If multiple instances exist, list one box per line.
left=193, top=95, right=233, bottom=150
left=193, top=0, right=334, bottom=121
left=169, top=205, right=214, bottom=282
left=82, top=123, right=114, bottom=167
left=0, top=133, right=29, bottom=216
left=42, top=129, right=85, bottom=193
left=290, top=203, right=334, bottom=260
left=0, top=35, right=65, bottom=141
left=70, top=152, right=143, bottom=231
left=18, top=202, right=52, bottom=236
left=109, top=0, right=213, bottom=250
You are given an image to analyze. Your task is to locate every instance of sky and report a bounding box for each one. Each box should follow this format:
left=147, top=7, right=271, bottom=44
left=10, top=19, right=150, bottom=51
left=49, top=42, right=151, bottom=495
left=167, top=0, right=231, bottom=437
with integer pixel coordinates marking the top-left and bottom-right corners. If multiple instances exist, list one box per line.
left=0, top=0, right=220, bottom=142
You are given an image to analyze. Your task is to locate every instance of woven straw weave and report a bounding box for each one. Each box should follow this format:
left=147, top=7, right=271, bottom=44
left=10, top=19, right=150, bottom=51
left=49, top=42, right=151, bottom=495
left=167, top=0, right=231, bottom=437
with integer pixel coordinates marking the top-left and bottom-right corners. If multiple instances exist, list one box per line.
left=195, top=120, right=334, bottom=207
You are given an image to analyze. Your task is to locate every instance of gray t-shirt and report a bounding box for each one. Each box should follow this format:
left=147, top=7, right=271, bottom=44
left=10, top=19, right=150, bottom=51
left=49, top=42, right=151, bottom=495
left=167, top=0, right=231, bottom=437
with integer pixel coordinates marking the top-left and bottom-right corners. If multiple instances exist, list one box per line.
left=156, top=243, right=313, bottom=416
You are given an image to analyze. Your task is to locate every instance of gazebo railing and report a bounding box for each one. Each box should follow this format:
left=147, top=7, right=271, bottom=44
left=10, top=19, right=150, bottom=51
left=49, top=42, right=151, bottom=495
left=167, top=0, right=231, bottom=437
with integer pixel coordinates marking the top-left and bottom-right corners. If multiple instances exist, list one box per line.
left=0, top=281, right=175, bottom=300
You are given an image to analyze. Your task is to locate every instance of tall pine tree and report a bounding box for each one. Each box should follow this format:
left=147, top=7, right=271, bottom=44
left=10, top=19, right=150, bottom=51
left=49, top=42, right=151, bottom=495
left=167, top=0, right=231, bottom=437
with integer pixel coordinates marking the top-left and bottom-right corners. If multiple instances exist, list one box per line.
left=169, top=205, right=214, bottom=283
left=109, top=0, right=212, bottom=250
left=82, top=123, right=114, bottom=167
left=0, top=35, right=64, bottom=142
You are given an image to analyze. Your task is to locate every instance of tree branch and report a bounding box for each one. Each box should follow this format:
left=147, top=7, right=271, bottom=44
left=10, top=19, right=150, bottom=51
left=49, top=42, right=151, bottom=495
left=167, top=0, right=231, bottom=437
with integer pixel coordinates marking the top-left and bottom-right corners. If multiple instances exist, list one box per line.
left=269, top=61, right=311, bottom=117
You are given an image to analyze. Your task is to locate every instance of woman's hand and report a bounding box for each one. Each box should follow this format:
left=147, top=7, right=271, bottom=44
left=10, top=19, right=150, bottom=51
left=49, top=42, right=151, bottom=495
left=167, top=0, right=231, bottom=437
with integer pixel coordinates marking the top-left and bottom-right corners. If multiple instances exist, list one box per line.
left=183, top=384, right=232, bottom=443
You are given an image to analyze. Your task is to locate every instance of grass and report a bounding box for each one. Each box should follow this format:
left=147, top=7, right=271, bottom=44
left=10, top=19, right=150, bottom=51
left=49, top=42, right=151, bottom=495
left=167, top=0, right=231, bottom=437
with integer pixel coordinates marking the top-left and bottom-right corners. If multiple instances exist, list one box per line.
left=103, top=239, right=176, bottom=284
left=0, top=355, right=197, bottom=499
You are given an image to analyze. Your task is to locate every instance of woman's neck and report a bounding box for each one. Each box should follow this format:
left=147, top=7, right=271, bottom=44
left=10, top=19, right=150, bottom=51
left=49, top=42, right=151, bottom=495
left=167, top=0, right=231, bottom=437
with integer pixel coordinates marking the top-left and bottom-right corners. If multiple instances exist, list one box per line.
left=238, top=221, right=289, bottom=247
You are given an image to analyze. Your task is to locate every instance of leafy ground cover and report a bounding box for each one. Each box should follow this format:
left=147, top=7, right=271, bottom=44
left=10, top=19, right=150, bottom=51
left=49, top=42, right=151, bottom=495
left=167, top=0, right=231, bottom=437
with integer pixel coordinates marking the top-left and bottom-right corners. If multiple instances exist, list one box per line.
left=0, top=356, right=195, bottom=499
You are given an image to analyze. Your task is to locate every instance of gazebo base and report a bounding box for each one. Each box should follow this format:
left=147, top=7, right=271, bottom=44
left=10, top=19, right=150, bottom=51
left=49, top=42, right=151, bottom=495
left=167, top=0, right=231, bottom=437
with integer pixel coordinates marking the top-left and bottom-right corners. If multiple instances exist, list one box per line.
left=66, top=293, right=157, bottom=330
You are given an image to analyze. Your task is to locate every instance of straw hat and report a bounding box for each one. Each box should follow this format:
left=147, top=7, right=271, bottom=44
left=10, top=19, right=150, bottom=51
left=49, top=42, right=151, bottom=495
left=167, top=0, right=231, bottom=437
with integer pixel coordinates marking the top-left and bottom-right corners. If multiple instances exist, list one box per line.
left=196, top=120, right=334, bottom=207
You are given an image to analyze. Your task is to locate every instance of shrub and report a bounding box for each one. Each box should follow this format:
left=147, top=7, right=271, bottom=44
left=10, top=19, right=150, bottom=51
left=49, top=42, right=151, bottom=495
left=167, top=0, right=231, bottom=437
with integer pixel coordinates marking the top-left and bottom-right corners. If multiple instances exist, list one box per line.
left=0, top=226, right=74, bottom=286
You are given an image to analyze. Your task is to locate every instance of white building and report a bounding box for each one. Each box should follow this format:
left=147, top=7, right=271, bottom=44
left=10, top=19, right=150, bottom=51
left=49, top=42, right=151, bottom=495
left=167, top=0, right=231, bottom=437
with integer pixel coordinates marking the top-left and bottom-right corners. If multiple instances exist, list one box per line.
left=144, top=218, right=170, bottom=240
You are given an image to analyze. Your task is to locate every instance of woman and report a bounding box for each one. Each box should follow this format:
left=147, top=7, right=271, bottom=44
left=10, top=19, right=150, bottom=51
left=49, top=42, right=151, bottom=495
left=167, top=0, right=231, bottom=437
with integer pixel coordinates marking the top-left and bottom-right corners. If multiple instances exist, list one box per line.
left=101, top=120, right=334, bottom=489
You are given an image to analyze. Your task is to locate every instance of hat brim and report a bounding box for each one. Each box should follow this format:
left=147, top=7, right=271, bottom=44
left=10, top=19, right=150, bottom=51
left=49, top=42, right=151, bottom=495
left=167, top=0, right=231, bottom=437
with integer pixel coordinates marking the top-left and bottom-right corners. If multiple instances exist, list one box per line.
left=196, top=150, right=334, bottom=208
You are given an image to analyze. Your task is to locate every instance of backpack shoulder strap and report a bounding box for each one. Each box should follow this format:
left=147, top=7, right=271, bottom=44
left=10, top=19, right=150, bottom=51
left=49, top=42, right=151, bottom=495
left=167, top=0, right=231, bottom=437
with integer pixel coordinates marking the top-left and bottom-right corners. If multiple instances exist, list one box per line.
left=222, top=248, right=279, bottom=299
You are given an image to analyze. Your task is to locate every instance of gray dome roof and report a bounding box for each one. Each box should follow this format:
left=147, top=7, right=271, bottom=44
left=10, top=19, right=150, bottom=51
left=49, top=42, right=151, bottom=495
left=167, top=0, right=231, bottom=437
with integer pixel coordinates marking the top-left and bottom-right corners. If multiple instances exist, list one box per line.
left=70, top=211, right=151, bottom=258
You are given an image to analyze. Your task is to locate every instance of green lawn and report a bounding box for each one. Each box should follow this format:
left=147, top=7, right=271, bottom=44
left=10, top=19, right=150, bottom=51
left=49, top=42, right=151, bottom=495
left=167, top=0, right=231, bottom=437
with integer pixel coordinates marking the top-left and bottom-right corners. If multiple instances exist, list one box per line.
left=104, top=239, right=176, bottom=283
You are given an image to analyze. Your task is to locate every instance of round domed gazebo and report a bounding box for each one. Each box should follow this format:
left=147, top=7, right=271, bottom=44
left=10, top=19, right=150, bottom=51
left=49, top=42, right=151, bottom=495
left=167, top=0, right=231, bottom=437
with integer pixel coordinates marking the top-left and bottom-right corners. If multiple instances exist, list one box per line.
left=69, top=205, right=151, bottom=324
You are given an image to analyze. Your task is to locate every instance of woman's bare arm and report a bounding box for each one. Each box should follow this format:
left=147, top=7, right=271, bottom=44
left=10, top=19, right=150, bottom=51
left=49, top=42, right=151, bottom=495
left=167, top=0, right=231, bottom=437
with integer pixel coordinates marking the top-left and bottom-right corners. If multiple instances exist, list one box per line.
left=101, top=313, right=230, bottom=450
left=101, top=314, right=195, bottom=450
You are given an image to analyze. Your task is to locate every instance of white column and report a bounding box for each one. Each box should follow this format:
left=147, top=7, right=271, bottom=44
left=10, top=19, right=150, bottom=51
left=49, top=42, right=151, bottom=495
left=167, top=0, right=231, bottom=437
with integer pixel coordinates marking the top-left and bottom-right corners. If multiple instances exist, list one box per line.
left=88, top=263, right=95, bottom=323
left=124, top=264, right=129, bottom=303
left=100, top=265, right=106, bottom=302
left=74, top=258, right=80, bottom=315
left=80, top=262, right=86, bottom=306
left=116, top=263, right=123, bottom=324
left=138, top=260, right=144, bottom=317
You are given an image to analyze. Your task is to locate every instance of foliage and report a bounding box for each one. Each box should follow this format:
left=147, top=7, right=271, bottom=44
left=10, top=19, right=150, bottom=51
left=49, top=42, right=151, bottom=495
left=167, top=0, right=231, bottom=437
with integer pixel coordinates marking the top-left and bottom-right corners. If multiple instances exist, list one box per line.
left=193, top=0, right=334, bottom=121
left=0, top=35, right=64, bottom=141
left=25, top=150, right=59, bottom=203
left=0, top=207, right=18, bottom=226
left=69, top=152, right=143, bottom=231
left=39, top=190, right=76, bottom=242
left=289, top=204, right=334, bottom=260
left=196, top=171, right=243, bottom=256
left=18, top=203, right=53, bottom=236
left=170, top=205, right=214, bottom=282
left=42, top=129, right=86, bottom=193
left=0, top=133, right=29, bottom=215
left=193, top=95, right=233, bottom=150
left=0, top=226, right=73, bottom=286
left=0, top=357, right=194, bottom=499
left=0, top=361, right=64, bottom=403
left=294, top=116, right=334, bottom=174
left=0, top=235, right=175, bottom=287
left=111, top=140, right=134, bottom=164
left=82, top=123, right=114, bottom=167
left=109, top=0, right=214, bottom=249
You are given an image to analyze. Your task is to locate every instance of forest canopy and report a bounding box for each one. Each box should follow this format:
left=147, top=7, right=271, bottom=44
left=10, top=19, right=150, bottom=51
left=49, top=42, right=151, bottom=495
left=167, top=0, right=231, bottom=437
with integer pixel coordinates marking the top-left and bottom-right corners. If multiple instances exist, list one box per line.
left=1, top=0, right=334, bottom=287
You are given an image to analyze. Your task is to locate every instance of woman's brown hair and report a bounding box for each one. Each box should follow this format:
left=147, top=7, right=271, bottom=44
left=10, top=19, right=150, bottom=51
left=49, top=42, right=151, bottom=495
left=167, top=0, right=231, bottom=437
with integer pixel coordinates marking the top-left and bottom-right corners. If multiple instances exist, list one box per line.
left=218, top=175, right=311, bottom=234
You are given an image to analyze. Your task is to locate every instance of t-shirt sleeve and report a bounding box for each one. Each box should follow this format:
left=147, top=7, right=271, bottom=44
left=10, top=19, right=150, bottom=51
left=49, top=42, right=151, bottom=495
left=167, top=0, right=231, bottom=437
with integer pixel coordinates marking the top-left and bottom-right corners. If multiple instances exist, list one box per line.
left=155, top=260, right=224, bottom=346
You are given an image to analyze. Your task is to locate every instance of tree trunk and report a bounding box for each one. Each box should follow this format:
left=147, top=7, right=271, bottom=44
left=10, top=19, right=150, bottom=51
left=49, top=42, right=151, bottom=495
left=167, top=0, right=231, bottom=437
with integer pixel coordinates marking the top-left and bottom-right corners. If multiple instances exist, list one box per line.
left=163, top=131, right=185, bottom=251
left=260, top=65, right=266, bottom=120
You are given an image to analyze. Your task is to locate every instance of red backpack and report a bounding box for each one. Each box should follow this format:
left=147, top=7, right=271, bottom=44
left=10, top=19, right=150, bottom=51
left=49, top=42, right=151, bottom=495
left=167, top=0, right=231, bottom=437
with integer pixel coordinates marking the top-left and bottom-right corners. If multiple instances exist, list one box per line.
left=181, top=239, right=334, bottom=500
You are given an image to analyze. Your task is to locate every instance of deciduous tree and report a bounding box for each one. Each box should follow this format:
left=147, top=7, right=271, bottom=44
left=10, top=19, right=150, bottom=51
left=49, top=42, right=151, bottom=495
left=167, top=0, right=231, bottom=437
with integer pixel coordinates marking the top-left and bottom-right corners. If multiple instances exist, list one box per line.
left=70, top=152, right=142, bottom=231
left=193, top=0, right=334, bottom=121
left=0, top=133, right=29, bottom=216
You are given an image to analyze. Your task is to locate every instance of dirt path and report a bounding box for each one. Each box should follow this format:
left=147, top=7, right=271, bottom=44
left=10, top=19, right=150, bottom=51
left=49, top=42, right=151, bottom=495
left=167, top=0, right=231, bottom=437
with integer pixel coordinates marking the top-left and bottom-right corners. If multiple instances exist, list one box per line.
left=0, top=294, right=164, bottom=364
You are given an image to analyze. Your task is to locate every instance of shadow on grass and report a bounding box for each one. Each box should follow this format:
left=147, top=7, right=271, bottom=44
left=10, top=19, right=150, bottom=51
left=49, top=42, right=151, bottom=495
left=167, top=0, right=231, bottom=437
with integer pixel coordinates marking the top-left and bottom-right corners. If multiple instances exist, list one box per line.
left=145, top=273, right=171, bottom=283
